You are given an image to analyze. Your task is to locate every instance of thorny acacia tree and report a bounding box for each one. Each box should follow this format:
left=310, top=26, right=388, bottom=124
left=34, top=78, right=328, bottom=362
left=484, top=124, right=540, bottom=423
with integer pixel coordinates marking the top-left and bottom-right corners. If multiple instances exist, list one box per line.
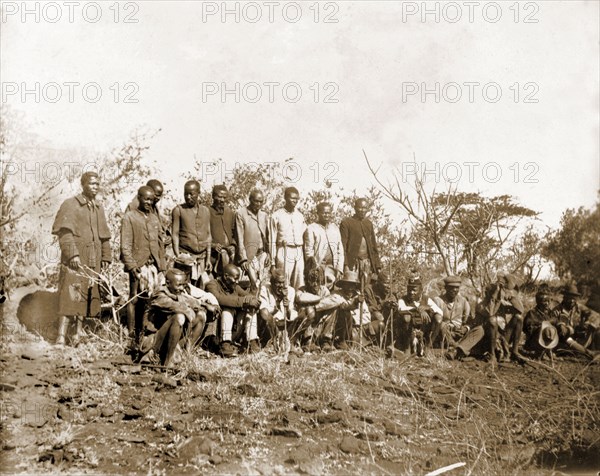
left=365, top=151, right=543, bottom=293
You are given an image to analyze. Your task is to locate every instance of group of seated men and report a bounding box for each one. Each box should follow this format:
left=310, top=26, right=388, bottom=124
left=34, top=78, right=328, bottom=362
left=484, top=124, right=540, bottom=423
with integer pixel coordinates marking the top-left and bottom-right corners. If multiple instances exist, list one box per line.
left=51, top=173, right=599, bottom=366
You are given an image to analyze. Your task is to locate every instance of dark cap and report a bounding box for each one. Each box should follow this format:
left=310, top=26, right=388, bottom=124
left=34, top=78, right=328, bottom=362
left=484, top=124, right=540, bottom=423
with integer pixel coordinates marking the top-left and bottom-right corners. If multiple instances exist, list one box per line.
left=443, top=276, right=462, bottom=287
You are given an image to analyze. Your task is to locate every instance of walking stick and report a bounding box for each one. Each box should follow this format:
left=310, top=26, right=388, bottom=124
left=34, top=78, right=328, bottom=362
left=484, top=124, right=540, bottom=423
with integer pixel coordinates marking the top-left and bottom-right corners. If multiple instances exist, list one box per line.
left=278, top=246, right=290, bottom=358
left=389, top=260, right=394, bottom=351
left=283, top=246, right=288, bottom=353
left=359, top=262, right=364, bottom=350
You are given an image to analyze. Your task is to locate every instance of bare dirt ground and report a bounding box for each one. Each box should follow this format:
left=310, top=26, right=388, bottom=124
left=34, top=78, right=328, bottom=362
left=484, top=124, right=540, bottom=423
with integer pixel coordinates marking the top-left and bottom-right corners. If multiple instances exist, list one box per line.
left=1, top=288, right=599, bottom=475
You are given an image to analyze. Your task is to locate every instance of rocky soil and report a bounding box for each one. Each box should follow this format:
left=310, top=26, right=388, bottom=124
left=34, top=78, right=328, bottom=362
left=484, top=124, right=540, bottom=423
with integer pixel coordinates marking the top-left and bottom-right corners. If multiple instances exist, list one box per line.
left=1, top=289, right=599, bottom=475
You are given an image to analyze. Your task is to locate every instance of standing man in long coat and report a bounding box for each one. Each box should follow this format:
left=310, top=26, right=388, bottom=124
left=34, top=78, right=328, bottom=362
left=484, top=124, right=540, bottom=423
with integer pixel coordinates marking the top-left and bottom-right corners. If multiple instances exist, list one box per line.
left=340, top=198, right=381, bottom=289
left=121, top=186, right=167, bottom=339
left=52, top=171, right=111, bottom=345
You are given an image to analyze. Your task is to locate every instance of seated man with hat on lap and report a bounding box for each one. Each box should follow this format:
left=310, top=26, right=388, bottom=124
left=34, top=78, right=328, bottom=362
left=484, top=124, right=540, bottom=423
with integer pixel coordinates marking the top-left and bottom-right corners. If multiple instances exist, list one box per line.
left=523, top=284, right=559, bottom=359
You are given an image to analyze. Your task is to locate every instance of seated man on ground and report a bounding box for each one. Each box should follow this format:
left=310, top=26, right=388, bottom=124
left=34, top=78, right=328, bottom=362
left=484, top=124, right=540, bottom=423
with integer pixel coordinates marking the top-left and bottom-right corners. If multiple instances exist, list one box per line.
left=295, top=267, right=333, bottom=351
left=258, top=269, right=299, bottom=349
left=205, top=264, right=260, bottom=357
left=552, top=283, right=599, bottom=360
left=396, top=275, right=443, bottom=355
left=453, top=273, right=525, bottom=363
left=364, top=270, right=398, bottom=324
left=140, top=269, right=206, bottom=367
left=331, top=269, right=382, bottom=350
left=432, top=276, right=471, bottom=349
left=173, top=255, right=221, bottom=351
left=523, top=284, right=559, bottom=358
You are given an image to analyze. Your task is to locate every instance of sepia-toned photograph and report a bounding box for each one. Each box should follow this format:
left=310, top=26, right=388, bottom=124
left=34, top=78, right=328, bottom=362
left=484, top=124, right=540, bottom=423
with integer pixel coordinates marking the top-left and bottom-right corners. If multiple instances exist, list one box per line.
left=1, top=1, right=598, bottom=474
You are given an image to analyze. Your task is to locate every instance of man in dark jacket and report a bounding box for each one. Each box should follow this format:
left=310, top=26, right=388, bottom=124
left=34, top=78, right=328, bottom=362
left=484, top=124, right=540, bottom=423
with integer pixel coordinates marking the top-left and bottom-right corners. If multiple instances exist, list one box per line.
left=121, top=186, right=167, bottom=339
left=126, top=179, right=170, bottom=246
left=141, top=269, right=200, bottom=367
left=172, top=180, right=212, bottom=286
left=209, top=184, right=236, bottom=274
left=339, top=198, right=381, bottom=287
left=52, top=171, right=111, bottom=345
left=205, top=264, right=259, bottom=357
left=523, top=285, right=558, bottom=358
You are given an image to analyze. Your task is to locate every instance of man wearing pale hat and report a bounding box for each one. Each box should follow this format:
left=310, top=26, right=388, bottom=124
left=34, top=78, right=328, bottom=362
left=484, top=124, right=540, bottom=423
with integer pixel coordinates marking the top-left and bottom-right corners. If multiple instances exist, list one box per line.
left=331, top=269, right=382, bottom=350
left=433, top=276, right=471, bottom=348
left=552, top=283, right=599, bottom=359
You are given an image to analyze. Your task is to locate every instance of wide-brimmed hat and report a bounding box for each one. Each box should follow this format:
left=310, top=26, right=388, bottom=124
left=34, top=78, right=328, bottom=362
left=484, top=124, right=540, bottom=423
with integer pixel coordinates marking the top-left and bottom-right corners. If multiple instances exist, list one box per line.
left=174, top=253, right=196, bottom=268
left=498, top=272, right=519, bottom=290
left=538, top=321, right=559, bottom=349
left=443, top=276, right=462, bottom=288
left=562, top=283, right=581, bottom=297
left=337, top=269, right=360, bottom=287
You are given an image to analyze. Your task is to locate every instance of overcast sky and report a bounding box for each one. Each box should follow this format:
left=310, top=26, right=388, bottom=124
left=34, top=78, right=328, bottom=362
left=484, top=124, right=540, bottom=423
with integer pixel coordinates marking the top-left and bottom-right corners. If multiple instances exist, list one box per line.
left=1, top=0, right=598, bottom=228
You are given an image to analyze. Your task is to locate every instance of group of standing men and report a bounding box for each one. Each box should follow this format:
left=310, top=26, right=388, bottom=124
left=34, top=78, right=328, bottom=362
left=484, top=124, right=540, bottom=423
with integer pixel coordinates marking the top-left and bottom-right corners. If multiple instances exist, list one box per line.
left=51, top=172, right=599, bottom=366
left=51, top=173, right=389, bottom=364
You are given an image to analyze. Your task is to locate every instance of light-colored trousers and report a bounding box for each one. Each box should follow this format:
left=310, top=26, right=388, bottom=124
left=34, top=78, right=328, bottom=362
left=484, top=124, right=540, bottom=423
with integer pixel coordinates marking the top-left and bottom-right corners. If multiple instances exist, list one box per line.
left=221, top=308, right=258, bottom=342
left=276, top=246, right=304, bottom=289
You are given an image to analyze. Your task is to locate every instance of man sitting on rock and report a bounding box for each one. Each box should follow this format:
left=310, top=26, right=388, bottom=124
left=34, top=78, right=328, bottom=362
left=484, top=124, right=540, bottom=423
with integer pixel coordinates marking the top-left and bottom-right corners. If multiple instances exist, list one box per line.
left=205, top=264, right=260, bottom=357
left=140, top=269, right=205, bottom=367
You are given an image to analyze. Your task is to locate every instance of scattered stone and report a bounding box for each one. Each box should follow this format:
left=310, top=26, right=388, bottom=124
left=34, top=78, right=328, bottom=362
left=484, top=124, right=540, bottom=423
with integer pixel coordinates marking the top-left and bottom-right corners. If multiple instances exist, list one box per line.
left=132, top=400, right=148, bottom=411
left=120, top=364, right=142, bottom=374
left=86, top=407, right=100, bottom=421
left=339, top=435, right=363, bottom=454
left=209, top=455, right=223, bottom=465
left=118, top=435, right=146, bottom=444
left=387, top=348, right=406, bottom=360
left=356, top=431, right=383, bottom=442
left=383, top=420, right=411, bottom=437
left=269, top=427, right=302, bottom=438
left=330, top=401, right=350, bottom=412
left=236, top=383, right=258, bottom=397
left=350, top=400, right=366, bottom=411
left=187, top=370, right=209, bottom=382
left=123, top=410, right=144, bottom=420
left=57, top=406, right=74, bottom=422
left=152, top=374, right=178, bottom=388
left=21, top=351, right=40, bottom=360
left=358, top=415, right=375, bottom=424
left=298, top=458, right=325, bottom=475
left=0, top=383, right=16, bottom=392
left=315, top=410, right=344, bottom=425
left=286, top=446, right=312, bottom=464
left=179, top=436, right=216, bottom=461
left=88, top=359, right=114, bottom=370
left=294, top=401, right=319, bottom=413
left=101, top=407, right=115, bottom=418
